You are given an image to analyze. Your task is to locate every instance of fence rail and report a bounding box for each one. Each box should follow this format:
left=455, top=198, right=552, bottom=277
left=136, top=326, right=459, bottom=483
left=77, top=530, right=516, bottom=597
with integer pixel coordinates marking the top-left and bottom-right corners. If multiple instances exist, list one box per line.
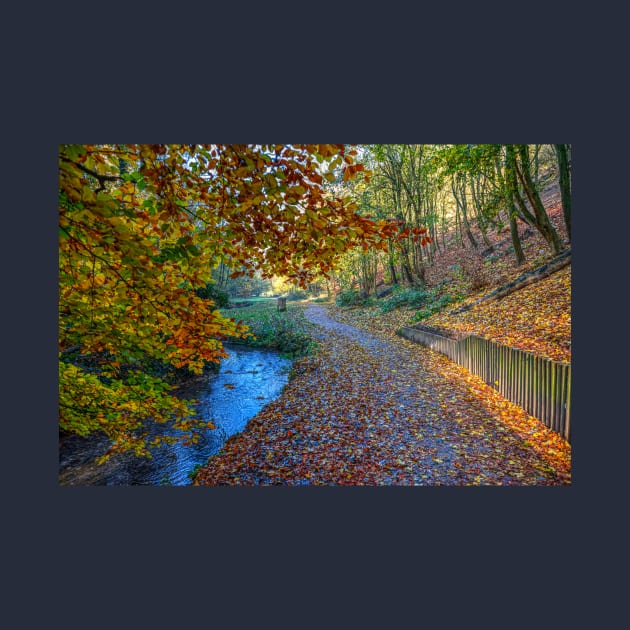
left=398, top=327, right=571, bottom=443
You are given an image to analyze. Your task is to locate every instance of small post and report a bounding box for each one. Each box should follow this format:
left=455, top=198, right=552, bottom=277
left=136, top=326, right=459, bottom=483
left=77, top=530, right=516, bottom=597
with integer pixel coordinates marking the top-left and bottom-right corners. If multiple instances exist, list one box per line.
left=277, top=297, right=286, bottom=312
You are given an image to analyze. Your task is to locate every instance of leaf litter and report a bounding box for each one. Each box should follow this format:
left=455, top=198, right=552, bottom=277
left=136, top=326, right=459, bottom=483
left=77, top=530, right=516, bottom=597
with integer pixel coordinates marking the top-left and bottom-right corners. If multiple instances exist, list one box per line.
left=193, top=305, right=570, bottom=486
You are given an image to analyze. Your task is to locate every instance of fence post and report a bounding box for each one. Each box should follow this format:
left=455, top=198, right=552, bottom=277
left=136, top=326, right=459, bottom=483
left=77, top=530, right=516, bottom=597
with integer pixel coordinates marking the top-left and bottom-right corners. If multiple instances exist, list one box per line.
left=277, top=297, right=286, bottom=312
left=558, top=363, right=567, bottom=438
left=565, top=366, right=571, bottom=442
left=397, top=325, right=571, bottom=442
left=551, top=362, right=559, bottom=433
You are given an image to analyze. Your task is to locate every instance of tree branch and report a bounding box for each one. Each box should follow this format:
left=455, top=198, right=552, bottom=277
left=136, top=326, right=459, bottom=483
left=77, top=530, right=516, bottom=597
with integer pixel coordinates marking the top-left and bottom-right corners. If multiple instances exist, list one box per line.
left=60, top=156, right=123, bottom=192
left=59, top=225, right=171, bottom=317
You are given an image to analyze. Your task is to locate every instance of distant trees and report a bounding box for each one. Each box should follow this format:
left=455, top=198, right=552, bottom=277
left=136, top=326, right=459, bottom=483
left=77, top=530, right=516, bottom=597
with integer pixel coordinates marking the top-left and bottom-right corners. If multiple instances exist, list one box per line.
left=366, top=144, right=438, bottom=288
left=327, top=144, right=570, bottom=294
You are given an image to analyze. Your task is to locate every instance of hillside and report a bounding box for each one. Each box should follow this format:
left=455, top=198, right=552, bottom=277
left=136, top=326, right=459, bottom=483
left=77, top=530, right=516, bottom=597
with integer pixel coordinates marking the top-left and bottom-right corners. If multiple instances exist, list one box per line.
left=329, top=181, right=571, bottom=364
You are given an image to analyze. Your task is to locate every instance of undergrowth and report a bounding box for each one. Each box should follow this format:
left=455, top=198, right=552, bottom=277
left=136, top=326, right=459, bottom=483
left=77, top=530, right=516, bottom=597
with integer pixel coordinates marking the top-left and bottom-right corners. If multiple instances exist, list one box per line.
left=379, top=287, right=431, bottom=313
left=221, top=302, right=317, bottom=358
left=335, top=290, right=375, bottom=308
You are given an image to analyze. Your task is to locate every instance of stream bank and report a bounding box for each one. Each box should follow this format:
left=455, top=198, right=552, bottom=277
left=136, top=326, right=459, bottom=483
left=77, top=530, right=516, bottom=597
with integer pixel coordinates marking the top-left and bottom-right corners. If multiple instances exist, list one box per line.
left=58, top=344, right=292, bottom=486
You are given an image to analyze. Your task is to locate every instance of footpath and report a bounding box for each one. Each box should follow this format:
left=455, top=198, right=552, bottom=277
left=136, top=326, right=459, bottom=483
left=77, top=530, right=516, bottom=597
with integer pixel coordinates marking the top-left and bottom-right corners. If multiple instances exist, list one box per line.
left=193, top=304, right=571, bottom=486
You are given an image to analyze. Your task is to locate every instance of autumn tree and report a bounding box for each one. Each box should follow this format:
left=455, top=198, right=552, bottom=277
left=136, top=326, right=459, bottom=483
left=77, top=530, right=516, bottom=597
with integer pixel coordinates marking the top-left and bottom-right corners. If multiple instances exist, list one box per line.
left=59, top=144, right=396, bottom=459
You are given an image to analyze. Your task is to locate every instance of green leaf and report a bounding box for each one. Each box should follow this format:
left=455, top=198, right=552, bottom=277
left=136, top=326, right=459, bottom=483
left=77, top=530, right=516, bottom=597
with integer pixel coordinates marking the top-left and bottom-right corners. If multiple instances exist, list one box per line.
left=64, top=145, right=87, bottom=161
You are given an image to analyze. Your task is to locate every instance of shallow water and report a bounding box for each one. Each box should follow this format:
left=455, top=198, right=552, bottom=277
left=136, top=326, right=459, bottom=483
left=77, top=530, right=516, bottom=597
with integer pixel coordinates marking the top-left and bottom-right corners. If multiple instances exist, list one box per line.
left=58, top=344, right=292, bottom=486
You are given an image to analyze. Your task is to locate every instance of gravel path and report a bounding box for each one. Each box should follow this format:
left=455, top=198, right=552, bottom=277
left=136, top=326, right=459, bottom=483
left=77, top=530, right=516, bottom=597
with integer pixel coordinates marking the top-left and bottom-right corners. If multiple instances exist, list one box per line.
left=193, top=304, right=571, bottom=485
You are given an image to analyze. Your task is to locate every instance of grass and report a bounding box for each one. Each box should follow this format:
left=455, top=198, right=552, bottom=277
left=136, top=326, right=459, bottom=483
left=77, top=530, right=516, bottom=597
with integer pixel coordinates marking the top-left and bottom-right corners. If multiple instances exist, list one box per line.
left=237, top=296, right=277, bottom=303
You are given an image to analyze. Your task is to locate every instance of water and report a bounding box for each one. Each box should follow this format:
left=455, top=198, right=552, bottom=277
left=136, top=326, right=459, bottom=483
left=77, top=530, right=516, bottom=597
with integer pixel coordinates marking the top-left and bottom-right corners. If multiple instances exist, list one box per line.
left=58, top=344, right=292, bottom=486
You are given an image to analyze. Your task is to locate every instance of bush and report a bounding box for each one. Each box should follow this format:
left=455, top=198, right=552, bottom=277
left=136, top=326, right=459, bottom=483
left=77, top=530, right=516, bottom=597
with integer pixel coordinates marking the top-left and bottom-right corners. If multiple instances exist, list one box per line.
left=224, top=303, right=316, bottom=358
left=272, top=315, right=315, bottom=356
left=412, top=292, right=459, bottom=321
left=379, top=287, right=430, bottom=313
left=195, top=283, right=229, bottom=308
left=286, top=290, right=309, bottom=302
left=253, top=311, right=316, bottom=357
left=335, top=290, right=374, bottom=307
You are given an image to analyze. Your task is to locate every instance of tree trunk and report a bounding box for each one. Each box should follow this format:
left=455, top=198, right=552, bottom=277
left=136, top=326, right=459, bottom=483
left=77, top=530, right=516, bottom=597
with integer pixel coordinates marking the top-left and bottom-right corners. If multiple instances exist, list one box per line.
left=452, top=176, right=477, bottom=248
left=441, top=204, right=448, bottom=249
left=388, top=243, right=399, bottom=285
left=470, top=175, right=493, bottom=251
left=454, top=201, right=464, bottom=247
left=430, top=222, right=439, bottom=254
left=460, top=190, right=478, bottom=249
left=504, top=146, right=536, bottom=229
left=515, top=145, right=564, bottom=256
left=496, top=149, right=525, bottom=265
left=509, top=210, right=526, bottom=265
left=554, top=144, right=571, bottom=240
left=412, top=238, right=426, bottom=285
left=400, top=244, right=415, bottom=285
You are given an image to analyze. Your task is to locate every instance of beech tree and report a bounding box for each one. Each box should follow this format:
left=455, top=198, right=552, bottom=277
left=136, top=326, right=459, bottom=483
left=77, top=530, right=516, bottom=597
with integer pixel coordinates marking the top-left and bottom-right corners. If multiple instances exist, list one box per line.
left=59, top=144, right=396, bottom=459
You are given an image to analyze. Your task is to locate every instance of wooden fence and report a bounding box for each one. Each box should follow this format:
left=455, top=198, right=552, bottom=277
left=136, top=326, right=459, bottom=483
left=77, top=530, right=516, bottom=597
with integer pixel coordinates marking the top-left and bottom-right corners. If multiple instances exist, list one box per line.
left=398, top=327, right=571, bottom=443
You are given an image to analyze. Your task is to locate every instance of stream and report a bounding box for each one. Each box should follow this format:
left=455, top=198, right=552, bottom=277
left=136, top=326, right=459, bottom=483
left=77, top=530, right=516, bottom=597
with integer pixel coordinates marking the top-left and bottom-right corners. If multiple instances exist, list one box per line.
left=58, top=344, right=292, bottom=486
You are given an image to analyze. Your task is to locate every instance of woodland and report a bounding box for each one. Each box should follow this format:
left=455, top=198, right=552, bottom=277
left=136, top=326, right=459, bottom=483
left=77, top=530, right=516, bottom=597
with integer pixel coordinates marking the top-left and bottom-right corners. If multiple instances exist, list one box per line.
left=59, top=144, right=571, bottom=485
